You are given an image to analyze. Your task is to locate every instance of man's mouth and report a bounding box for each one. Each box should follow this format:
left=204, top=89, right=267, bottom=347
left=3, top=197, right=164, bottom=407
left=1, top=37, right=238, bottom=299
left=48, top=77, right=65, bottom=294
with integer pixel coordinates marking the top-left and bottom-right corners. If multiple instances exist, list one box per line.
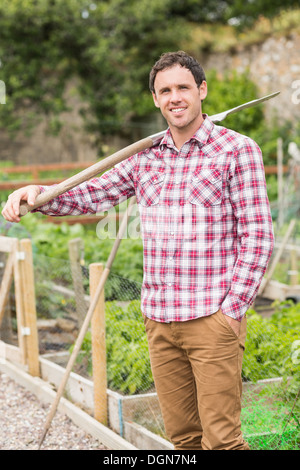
left=171, top=107, right=186, bottom=114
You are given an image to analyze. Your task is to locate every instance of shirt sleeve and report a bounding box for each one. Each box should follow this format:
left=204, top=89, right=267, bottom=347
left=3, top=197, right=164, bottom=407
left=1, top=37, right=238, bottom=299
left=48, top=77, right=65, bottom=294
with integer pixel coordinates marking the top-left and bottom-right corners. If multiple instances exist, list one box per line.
left=34, top=155, right=137, bottom=216
left=220, top=138, right=274, bottom=321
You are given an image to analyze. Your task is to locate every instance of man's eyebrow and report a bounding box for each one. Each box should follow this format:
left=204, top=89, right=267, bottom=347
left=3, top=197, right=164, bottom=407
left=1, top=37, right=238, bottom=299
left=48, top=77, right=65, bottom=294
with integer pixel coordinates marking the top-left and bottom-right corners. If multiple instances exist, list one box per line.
left=158, top=86, right=170, bottom=94
left=158, top=83, right=191, bottom=94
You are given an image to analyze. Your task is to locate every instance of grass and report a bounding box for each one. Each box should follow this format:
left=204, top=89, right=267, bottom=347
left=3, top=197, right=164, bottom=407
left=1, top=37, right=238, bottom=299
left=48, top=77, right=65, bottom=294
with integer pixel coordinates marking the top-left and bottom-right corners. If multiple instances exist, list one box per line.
left=242, top=387, right=300, bottom=450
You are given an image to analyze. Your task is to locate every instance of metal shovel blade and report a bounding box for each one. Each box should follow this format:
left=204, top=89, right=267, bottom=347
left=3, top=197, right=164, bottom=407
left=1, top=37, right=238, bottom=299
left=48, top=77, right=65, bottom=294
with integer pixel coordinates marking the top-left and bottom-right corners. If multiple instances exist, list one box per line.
left=149, top=91, right=280, bottom=145
left=209, top=91, right=280, bottom=122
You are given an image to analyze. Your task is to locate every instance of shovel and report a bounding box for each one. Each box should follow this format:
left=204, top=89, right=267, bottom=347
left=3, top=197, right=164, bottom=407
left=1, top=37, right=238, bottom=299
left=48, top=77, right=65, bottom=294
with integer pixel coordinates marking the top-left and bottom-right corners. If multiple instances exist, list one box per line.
left=18, top=91, right=280, bottom=218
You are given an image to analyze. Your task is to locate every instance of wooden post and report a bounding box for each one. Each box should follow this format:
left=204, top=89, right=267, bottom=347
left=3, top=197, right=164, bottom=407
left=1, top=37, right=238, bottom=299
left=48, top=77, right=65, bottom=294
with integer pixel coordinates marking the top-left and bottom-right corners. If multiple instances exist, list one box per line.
left=289, top=249, right=299, bottom=286
left=0, top=252, right=14, bottom=327
left=259, top=219, right=296, bottom=295
left=90, top=263, right=107, bottom=425
left=11, top=239, right=27, bottom=366
left=0, top=236, right=39, bottom=374
left=19, top=239, right=40, bottom=377
left=0, top=252, right=14, bottom=344
left=277, top=137, right=284, bottom=229
left=68, top=238, right=87, bottom=328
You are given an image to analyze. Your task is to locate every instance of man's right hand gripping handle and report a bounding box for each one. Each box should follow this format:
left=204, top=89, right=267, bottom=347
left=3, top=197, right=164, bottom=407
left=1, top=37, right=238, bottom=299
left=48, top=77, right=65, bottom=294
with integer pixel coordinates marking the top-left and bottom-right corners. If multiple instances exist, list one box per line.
left=1, top=185, right=41, bottom=223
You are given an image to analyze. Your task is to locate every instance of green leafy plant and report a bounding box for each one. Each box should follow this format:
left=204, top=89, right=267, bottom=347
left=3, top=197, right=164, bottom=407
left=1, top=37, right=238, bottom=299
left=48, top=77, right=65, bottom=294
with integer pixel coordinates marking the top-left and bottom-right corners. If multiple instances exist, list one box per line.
left=243, top=303, right=300, bottom=384
left=105, top=300, right=153, bottom=394
left=73, top=300, right=153, bottom=394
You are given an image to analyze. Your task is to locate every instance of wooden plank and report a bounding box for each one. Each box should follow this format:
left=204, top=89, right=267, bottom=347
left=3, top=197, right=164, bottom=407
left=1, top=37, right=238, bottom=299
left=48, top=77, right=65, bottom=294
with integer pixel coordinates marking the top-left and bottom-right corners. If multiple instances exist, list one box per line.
left=45, top=213, right=120, bottom=226
left=124, top=421, right=173, bottom=450
left=12, top=240, right=27, bottom=365
left=68, top=238, right=87, bottom=327
left=0, top=252, right=14, bottom=326
left=0, top=237, right=40, bottom=375
left=289, top=249, right=299, bottom=285
left=0, top=359, right=137, bottom=450
left=277, top=138, right=284, bottom=227
left=259, top=219, right=296, bottom=295
left=264, top=164, right=289, bottom=174
left=19, top=239, right=40, bottom=377
left=0, top=236, right=18, bottom=253
left=90, top=263, right=108, bottom=426
left=0, top=161, right=287, bottom=175
left=1, top=161, right=95, bottom=174
left=0, top=165, right=289, bottom=191
left=39, top=356, right=95, bottom=412
left=0, top=237, right=28, bottom=364
left=0, top=179, right=66, bottom=190
left=0, top=161, right=97, bottom=191
left=0, top=165, right=287, bottom=191
left=0, top=341, right=23, bottom=366
left=260, top=279, right=289, bottom=301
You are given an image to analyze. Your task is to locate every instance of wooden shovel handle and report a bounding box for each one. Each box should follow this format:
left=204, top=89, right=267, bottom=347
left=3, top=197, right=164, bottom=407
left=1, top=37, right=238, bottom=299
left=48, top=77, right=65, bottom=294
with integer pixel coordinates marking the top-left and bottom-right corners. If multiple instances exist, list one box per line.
left=19, top=135, right=155, bottom=216
left=18, top=92, right=281, bottom=217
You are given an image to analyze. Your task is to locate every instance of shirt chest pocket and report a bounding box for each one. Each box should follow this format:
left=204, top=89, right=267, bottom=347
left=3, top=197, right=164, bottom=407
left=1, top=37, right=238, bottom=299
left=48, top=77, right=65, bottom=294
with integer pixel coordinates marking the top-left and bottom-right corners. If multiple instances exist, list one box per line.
left=189, top=168, right=223, bottom=207
left=136, top=171, right=165, bottom=207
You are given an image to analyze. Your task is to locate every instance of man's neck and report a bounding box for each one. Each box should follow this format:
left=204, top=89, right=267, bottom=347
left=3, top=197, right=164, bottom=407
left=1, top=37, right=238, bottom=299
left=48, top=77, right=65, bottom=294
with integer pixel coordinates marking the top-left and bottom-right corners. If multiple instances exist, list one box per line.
left=171, top=118, right=205, bottom=150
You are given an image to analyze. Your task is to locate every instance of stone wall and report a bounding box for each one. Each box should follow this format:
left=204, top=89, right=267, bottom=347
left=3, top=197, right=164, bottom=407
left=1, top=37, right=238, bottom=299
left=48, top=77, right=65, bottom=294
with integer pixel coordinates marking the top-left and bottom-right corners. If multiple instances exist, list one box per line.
left=1, top=32, right=299, bottom=166
left=0, top=82, right=98, bottom=166
left=201, top=31, right=300, bottom=124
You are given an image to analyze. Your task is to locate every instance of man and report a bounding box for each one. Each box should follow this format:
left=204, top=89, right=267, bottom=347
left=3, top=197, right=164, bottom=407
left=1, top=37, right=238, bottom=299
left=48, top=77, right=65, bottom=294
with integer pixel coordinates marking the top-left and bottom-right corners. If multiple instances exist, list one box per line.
left=2, top=51, right=274, bottom=450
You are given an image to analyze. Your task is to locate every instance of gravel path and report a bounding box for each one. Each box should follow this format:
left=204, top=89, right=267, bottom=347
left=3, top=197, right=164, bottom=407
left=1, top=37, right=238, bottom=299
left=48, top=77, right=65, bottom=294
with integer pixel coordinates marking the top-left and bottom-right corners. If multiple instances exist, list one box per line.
left=0, top=371, right=108, bottom=450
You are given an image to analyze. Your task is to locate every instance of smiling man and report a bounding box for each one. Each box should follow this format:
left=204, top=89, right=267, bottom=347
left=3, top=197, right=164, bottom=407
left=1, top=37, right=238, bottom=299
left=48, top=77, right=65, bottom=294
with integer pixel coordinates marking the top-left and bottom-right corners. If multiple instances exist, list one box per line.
left=2, top=51, right=274, bottom=450
left=151, top=63, right=207, bottom=149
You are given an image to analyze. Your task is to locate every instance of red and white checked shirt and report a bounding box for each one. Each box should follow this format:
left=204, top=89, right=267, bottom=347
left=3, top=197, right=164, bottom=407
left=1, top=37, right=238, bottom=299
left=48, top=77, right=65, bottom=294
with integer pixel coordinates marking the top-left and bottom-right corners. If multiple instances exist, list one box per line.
left=36, top=115, right=274, bottom=322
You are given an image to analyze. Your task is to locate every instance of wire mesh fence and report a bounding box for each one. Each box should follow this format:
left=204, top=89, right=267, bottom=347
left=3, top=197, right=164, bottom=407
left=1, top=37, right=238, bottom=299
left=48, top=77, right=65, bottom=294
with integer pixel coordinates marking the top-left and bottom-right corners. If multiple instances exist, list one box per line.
left=0, top=241, right=299, bottom=450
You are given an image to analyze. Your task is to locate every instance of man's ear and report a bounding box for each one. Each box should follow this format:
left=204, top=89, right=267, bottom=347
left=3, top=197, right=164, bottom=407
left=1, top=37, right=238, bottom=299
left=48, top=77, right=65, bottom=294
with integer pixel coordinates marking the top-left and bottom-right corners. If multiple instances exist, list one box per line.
left=152, top=92, right=160, bottom=108
left=199, top=81, right=208, bottom=101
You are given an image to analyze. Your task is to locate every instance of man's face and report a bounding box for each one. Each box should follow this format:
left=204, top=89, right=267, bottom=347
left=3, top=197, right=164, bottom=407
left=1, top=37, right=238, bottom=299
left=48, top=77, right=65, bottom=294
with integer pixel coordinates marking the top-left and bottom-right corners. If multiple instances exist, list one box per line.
left=152, top=64, right=207, bottom=135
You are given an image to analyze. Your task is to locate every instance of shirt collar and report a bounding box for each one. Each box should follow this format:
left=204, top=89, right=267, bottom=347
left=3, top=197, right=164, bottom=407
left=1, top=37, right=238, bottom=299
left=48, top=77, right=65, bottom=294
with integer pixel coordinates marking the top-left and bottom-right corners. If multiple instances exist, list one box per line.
left=159, top=114, right=214, bottom=151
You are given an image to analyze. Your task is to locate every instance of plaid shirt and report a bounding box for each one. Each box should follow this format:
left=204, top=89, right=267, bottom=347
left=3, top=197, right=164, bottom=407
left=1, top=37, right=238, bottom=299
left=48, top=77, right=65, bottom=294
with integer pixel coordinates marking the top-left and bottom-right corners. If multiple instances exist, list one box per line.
left=37, top=116, right=274, bottom=322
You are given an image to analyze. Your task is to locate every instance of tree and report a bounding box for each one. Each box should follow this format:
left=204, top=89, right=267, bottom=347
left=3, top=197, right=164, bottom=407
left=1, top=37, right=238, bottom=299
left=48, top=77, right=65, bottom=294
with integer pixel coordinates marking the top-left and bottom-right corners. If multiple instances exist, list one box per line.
left=0, top=0, right=296, bottom=147
left=0, top=0, right=189, bottom=141
left=225, top=0, right=300, bottom=27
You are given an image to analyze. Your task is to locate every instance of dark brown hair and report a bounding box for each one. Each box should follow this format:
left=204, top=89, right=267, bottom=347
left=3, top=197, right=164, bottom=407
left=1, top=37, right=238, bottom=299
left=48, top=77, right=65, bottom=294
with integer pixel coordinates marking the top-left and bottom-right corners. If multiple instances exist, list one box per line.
left=149, top=51, right=206, bottom=94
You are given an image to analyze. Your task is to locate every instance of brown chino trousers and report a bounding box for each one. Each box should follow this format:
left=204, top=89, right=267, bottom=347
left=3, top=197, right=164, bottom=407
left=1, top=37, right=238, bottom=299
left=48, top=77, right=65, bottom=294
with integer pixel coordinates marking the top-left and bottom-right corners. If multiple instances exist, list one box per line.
left=144, top=309, right=250, bottom=450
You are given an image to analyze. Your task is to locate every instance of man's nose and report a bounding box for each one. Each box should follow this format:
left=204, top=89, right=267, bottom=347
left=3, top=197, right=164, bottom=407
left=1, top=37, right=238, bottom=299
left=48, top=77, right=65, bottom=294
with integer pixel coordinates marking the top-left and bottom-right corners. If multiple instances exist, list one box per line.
left=170, top=89, right=182, bottom=102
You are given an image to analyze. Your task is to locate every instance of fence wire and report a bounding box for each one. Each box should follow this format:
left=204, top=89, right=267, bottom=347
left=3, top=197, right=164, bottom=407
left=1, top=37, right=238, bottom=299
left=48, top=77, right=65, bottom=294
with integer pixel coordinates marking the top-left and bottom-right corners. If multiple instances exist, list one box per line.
left=0, top=249, right=299, bottom=450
